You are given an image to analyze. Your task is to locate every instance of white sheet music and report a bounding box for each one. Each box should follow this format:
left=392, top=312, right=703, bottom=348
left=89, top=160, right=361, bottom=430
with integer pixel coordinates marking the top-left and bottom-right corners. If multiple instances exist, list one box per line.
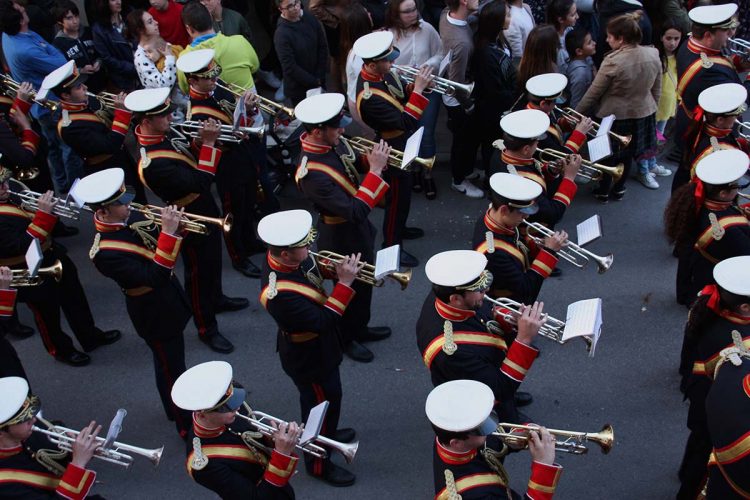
left=587, top=135, right=612, bottom=163
left=68, top=178, right=85, bottom=208
left=576, top=215, right=602, bottom=246
left=402, top=127, right=424, bottom=170
left=438, top=51, right=452, bottom=77
left=300, top=401, right=328, bottom=446
left=233, top=94, right=246, bottom=130
left=104, top=408, right=127, bottom=449
left=563, top=298, right=602, bottom=357
left=374, top=245, right=401, bottom=279
left=25, top=239, right=43, bottom=277
left=596, top=114, right=615, bottom=137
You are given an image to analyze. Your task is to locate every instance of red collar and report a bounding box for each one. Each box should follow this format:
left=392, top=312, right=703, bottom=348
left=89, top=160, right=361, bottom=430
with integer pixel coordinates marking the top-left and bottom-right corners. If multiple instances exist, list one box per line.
left=704, top=199, right=732, bottom=211
left=359, top=68, right=383, bottom=83
left=501, top=150, right=535, bottom=167
left=60, top=100, right=88, bottom=112
left=135, top=125, right=165, bottom=145
left=94, top=214, right=126, bottom=233
left=719, top=309, right=750, bottom=325
left=193, top=415, right=225, bottom=438
left=688, top=37, right=722, bottom=56
left=300, top=132, right=331, bottom=154
left=435, top=438, right=477, bottom=465
left=267, top=252, right=298, bottom=273
left=0, top=445, right=22, bottom=459
left=189, top=87, right=213, bottom=100
left=435, top=297, right=476, bottom=322
left=704, top=123, right=733, bottom=138
left=484, top=210, right=515, bottom=236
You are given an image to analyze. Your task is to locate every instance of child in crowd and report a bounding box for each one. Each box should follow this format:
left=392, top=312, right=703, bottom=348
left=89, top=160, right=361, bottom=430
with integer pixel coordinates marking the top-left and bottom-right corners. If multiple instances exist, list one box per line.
left=654, top=19, right=684, bottom=144
left=564, top=27, right=596, bottom=108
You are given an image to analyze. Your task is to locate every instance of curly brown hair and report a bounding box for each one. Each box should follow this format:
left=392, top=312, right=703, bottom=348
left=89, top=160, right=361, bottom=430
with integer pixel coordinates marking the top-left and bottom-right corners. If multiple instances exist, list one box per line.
left=664, top=183, right=700, bottom=246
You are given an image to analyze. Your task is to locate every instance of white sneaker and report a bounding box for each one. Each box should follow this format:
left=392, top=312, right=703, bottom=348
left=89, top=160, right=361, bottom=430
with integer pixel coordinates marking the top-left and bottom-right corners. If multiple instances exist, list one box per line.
left=650, top=164, right=672, bottom=177
left=638, top=172, right=659, bottom=189
left=451, top=179, right=484, bottom=198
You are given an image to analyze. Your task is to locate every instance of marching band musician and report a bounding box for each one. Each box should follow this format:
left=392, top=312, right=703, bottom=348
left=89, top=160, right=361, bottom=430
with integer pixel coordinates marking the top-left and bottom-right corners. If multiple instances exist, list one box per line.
left=426, top=380, right=562, bottom=499
left=353, top=30, right=432, bottom=268
left=258, top=209, right=360, bottom=486
left=0, top=376, right=101, bottom=499
left=293, top=93, right=392, bottom=363
left=74, top=168, right=192, bottom=439
left=473, top=172, right=566, bottom=303
left=673, top=82, right=749, bottom=191
left=171, top=361, right=300, bottom=499
left=0, top=165, right=121, bottom=366
left=677, top=256, right=750, bottom=499
left=0, top=266, right=27, bottom=380
left=177, top=48, right=278, bottom=279
left=492, top=110, right=580, bottom=228
left=673, top=3, right=750, bottom=164
left=704, top=334, right=750, bottom=499
left=664, top=150, right=750, bottom=305
left=126, top=87, right=249, bottom=354
left=416, top=249, right=545, bottom=423
left=524, top=73, right=593, bottom=155
left=39, top=60, right=146, bottom=203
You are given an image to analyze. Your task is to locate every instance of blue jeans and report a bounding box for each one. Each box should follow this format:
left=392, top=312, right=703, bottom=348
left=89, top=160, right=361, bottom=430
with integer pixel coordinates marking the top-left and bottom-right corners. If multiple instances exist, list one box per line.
left=418, top=91, right=441, bottom=158
left=37, top=111, right=84, bottom=193
left=638, top=156, right=656, bottom=175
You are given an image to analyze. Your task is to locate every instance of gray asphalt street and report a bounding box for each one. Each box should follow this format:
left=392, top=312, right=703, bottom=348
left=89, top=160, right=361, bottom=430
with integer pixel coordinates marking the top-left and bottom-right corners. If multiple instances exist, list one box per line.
left=9, top=129, right=689, bottom=499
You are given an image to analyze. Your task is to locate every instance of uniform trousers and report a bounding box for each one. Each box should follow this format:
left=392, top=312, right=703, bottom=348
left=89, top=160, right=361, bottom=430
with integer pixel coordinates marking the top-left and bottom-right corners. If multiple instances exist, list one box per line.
left=145, top=335, right=191, bottom=436
left=445, top=104, right=482, bottom=183
left=382, top=167, right=412, bottom=247
left=181, top=229, right=223, bottom=338
left=0, top=334, right=27, bottom=380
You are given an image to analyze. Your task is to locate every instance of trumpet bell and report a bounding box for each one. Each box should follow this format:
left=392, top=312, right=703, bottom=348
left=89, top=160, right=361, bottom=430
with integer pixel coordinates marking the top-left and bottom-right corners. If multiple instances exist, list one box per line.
left=596, top=253, right=614, bottom=274
left=588, top=424, right=615, bottom=454
left=390, top=267, right=412, bottom=290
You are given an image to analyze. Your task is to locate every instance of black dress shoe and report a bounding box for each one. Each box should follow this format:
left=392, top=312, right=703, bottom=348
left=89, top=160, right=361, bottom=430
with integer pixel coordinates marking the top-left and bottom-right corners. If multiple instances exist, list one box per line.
left=55, top=350, right=91, bottom=367
left=412, top=170, right=423, bottom=193
left=311, top=463, right=356, bottom=487
left=345, top=341, right=373, bottom=363
left=402, top=227, right=425, bottom=240
left=81, top=329, right=122, bottom=353
left=53, top=223, right=79, bottom=238
left=424, top=175, right=437, bottom=200
left=232, top=258, right=261, bottom=278
left=550, top=268, right=562, bottom=277
left=216, top=295, right=250, bottom=313
left=5, top=320, right=34, bottom=339
left=357, top=326, right=391, bottom=342
left=333, top=428, right=356, bottom=443
left=202, top=332, right=234, bottom=353
left=514, top=391, right=533, bottom=407
left=399, top=249, right=419, bottom=268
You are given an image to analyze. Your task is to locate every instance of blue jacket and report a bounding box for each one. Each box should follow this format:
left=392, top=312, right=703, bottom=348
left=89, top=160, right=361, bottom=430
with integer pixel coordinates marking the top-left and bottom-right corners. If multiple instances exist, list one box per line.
left=91, top=22, right=137, bottom=91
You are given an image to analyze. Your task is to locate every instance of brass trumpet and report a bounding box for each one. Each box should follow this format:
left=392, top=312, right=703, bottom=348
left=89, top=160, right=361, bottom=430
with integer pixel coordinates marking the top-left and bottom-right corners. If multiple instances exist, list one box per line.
left=9, top=181, right=81, bottom=220
left=215, top=81, right=295, bottom=118
left=483, top=296, right=593, bottom=351
left=11, top=260, right=63, bottom=287
left=32, top=417, right=164, bottom=468
left=340, top=136, right=434, bottom=171
left=176, top=121, right=264, bottom=143
left=130, top=203, right=233, bottom=235
left=728, top=37, right=750, bottom=60
left=536, top=147, right=625, bottom=183
left=555, top=107, right=632, bottom=147
left=86, top=91, right=118, bottom=111
left=523, top=220, right=614, bottom=274
left=234, top=410, right=358, bottom=464
left=493, top=423, right=614, bottom=455
left=738, top=121, right=750, bottom=140
left=0, top=74, right=58, bottom=112
left=310, top=250, right=411, bottom=290
left=392, top=65, right=474, bottom=97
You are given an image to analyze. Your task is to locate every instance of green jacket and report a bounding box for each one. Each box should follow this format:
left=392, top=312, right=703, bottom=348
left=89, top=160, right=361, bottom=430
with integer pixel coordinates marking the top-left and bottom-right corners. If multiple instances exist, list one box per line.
left=177, top=33, right=259, bottom=94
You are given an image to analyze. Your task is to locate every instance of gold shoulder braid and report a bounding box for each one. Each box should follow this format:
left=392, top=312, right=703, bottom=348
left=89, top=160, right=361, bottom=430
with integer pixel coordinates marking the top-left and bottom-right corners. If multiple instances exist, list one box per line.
left=89, top=233, right=101, bottom=259
left=362, top=81, right=372, bottom=100
left=61, top=109, right=71, bottom=127
left=708, top=213, right=725, bottom=241
left=480, top=445, right=511, bottom=491
left=713, top=330, right=750, bottom=379
left=485, top=231, right=495, bottom=254
left=218, top=99, right=235, bottom=118
left=140, top=147, right=151, bottom=168
left=266, top=272, right=278, bottom=299
left=32, top=447, right=68, bottom=476
left=700, top=52, right=714, bottom=69
left=709, top=136, right=721, bottom=153
left=338, top=139, right=360, bottom=185
left=506, top=164, right=519, bottom=176
left=297, top=156, right=308, bottom=179
left=444, top=469, right=462, bottom=500
left=191, top=437, right=209, bottom=470
left=385, top=71, right=405, bottom=99
left=129, top=220, right=159, bottom=250
left=442, top=321, right=457, bottom=355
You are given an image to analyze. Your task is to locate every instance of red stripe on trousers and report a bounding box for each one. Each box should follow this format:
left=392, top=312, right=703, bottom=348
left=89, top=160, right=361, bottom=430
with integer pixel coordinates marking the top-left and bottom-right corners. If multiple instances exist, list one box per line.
left=385, top=176, right=399, bottom=245
left=27, top=303, right=56, bottom=357
left=184, top=247, right=207, bottom=337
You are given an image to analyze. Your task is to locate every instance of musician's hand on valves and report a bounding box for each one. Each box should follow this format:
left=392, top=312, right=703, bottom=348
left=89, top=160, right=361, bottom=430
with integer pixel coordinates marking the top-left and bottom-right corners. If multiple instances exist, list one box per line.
left=367, top=140, right=391, bottom=177
left=270, top=420, right=302, bottom=456
left=335, top=252, right=363, bottom=287
left=8, top=105, right=32, bottom=131
left=562, top=154, right=582, bottom=181
left=114, top=92, right=127, bottom=110
left=37, top=191, right=57, bottom=215
left=516, top=301, right=544, bottom=345
left=70, top=421, right=103, bottom=468
left=199, top=118, right=221, bottom=147
left=160, top=205, right=184, bottom=236
left=243, top=90, right=259, bottom=115
left=0, top=266, right=11, bottom=290
left=412, top=65, right=434, bottom=95
left=16, top=82, right=33, bottom=103
left=542, top=230, right=568, bottom=252
left=528, top=426, right=556, bottom=466
left=574, top=116, right=594, bottom=136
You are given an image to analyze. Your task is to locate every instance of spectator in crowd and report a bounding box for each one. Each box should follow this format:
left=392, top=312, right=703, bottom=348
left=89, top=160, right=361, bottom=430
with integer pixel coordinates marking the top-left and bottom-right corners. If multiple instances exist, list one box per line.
left=242, top=0, right=281, bottom=92
left=546, top=0, right=578, bottom=75
left=385, top=0, right=443, bottom=199
left=341, top=3, right=373, bottom=131
left=273, top=0, right=328, bottom=105
left=309, top=0, right=351, bottom=92
left=642, top=0, right=690, bottom=40
left=504, top=0, right=535, bottom=66
left=200, top=0, right=252, bottom=41
left=564, top=26, right=596, bottom=109
left=91, top=0, right=138, bottom=92
left=148, top=0, right=191, bottom=47
left=24, top=0, right=56, bottom=42
left=654, top=18, right=684, bottom=143
left=361, top=0, right=388, bottom=28
left=128, top=9, right=180, bottom=89
left=421, top=0, right=445, bottom=30
left=577, top=11, right=663, bottom=199
left=0, top=0, right=85, bottom=193
left=52, top=0, right=106, bottom=94
left=473, top=0, right=517, bottom=176
left=594, top=0, right=652, bottom=66
left=517, top=24, right=559, bottom=94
